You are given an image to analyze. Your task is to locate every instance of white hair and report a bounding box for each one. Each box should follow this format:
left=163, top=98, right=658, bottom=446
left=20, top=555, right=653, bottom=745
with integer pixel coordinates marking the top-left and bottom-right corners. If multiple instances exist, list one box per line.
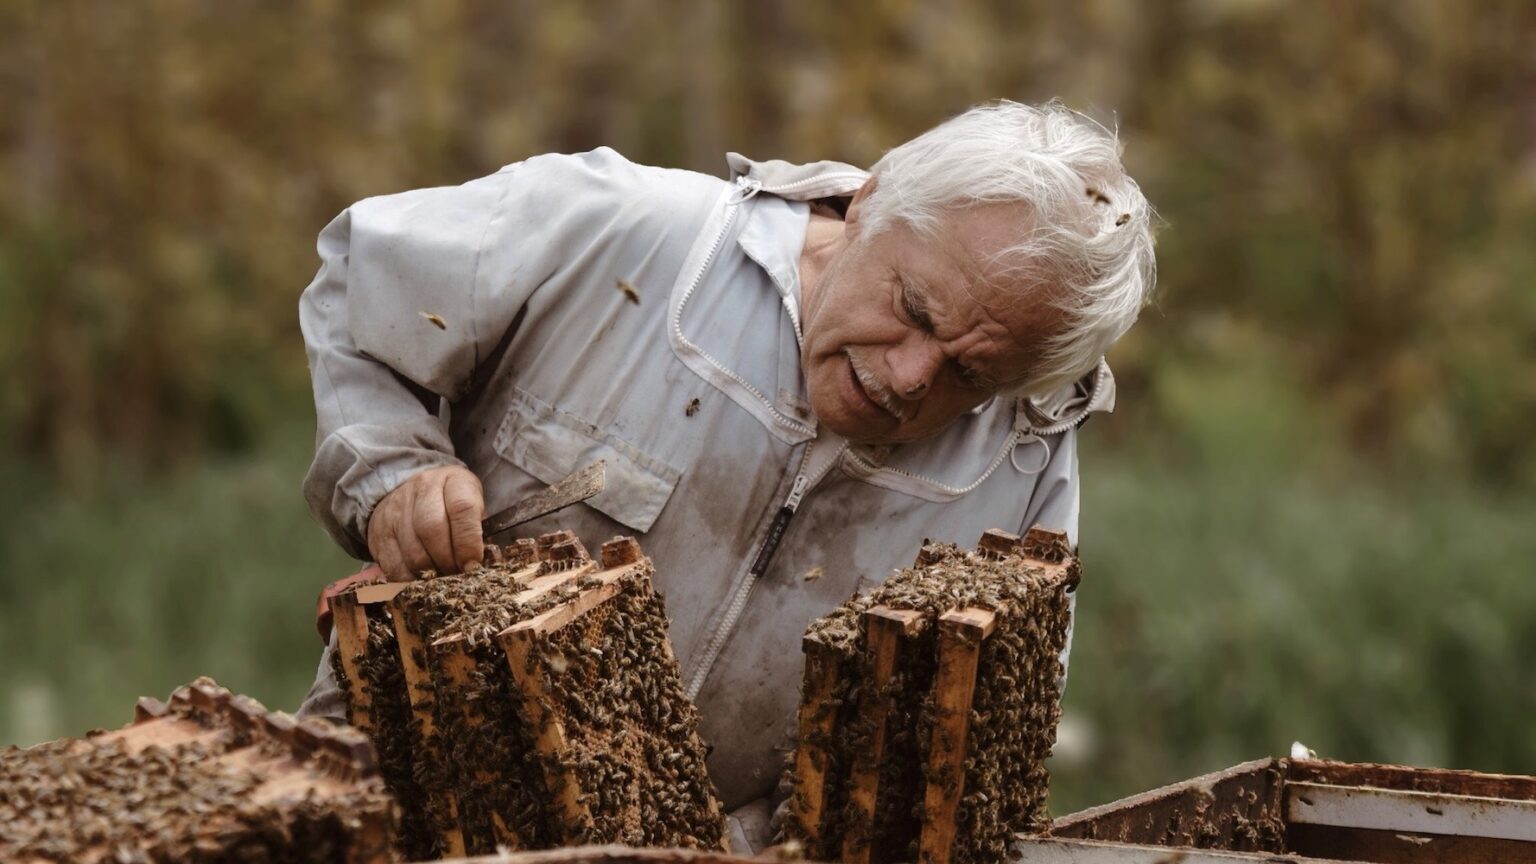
left=860, top=100, right=1157, bottom=396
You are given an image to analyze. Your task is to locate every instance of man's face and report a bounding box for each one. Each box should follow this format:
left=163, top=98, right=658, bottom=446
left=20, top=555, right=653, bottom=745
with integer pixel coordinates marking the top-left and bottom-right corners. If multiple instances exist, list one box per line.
left=800, top=196, right=1062, bottom=444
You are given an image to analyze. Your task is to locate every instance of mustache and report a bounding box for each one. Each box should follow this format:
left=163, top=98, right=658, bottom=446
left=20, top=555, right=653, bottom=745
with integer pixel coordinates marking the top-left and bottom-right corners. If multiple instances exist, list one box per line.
left=846, top=349, right=909, bottom=421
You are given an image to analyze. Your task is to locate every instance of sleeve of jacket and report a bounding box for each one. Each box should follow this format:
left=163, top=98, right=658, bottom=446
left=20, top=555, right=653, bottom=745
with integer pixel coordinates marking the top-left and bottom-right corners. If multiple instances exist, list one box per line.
left=299, top=148, right=655, bottom=558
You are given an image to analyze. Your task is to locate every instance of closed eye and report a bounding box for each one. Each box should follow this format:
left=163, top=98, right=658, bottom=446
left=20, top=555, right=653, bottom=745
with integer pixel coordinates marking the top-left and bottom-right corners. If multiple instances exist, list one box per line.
left=898, top=277, right=935, bottom=333
left=954, top=363, right=995, bottom=392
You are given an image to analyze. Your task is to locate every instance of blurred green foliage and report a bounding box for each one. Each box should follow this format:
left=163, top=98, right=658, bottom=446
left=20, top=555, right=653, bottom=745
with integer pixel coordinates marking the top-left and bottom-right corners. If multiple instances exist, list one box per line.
left=2, top=0, right=1535, bottom=813
left=1058, top=448, right=1536, bottom=811
left=4, top=0, right=1535, bottom=478
left=0, top=423, right=355, bottom=748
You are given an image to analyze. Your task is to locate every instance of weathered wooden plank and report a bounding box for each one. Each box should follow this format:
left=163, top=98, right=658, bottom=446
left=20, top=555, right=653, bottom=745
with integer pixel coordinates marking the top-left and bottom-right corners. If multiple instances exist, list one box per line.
left=1285, top=780, right=1536, bottom=842
left=330, top=592, right=375, bottom=734
left=1287, top=758, right=1536, bottom=803
left=1008, top=836, right=1328, bottom=863
left=428, top=845, right=777, bottom=863
left=1050, top=759, right=1283, bottom=843
left=354, top=581, right=409, bottom=606
left=389, top=594, right=467, bottom=857
left=918, top=606, right=996, bottom=864
left=1288, top=823, right=1536, bottom=864
left=842, top=606, right=926, bottom=864
left=789, top=640, right=845, bottom=856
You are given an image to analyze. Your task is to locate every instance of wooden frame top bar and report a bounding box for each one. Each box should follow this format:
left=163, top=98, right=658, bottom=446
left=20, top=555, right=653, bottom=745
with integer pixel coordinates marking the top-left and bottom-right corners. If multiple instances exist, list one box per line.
left=937, top=606, right=999, bottom=639
left=426, top=561, right=599, bottom=649
left=499, top=572, right=627, bottom=639
left=865, top=604, right=928, bottom=635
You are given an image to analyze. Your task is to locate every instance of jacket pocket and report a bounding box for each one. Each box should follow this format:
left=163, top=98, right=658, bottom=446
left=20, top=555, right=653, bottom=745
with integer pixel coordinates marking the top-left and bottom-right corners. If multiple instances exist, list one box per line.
left=494, top=387, right=682, bottom=533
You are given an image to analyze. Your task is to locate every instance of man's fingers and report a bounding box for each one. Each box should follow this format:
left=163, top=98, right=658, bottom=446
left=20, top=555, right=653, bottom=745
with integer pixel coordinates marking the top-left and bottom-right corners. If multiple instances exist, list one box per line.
left=412, top=471, right=456, bottom=574
left=397, top=517, right=438, bottom=578
left=444, top=470, right=485, bottom=571
left=388, top=475, right=434, bottom=577
left=376, top=534, right=410, bottom=583
left=368, top=485, right=410, bottom=581
left=365, top=465, right=485, bottom=581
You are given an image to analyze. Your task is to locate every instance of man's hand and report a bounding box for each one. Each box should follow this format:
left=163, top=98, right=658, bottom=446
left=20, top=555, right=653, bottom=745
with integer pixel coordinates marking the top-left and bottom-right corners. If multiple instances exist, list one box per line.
left=366, top=466, right=485, bottom=582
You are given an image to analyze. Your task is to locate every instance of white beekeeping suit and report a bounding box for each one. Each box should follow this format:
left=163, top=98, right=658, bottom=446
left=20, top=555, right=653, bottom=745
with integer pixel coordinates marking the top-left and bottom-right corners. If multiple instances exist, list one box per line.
left=297, top=147, right=1109, bottom=849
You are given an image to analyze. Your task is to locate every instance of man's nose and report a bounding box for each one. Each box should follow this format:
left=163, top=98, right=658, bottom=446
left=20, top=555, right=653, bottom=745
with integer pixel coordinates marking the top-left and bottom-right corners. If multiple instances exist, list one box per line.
left=886, top=335, right=944, bottom=401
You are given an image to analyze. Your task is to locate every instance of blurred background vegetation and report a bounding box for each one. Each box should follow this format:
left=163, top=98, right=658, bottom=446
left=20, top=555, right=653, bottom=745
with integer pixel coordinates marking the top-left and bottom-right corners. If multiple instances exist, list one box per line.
left=2, top=0, right=1534, bottom=814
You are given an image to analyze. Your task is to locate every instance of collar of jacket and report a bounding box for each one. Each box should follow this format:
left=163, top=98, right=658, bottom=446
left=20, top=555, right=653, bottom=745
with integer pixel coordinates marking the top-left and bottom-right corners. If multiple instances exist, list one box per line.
left=723, top=152, right=1116, bottom=437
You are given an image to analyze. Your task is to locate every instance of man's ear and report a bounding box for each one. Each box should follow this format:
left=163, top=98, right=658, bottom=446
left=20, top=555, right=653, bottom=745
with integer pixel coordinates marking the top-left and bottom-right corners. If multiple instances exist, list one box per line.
left=844, top=175, right=878, bottom=238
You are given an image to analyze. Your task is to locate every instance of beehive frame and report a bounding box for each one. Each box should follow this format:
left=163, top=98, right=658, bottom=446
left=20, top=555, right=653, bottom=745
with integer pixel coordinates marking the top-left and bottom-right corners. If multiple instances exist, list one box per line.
left=789, top=526, right=1078, bottom=864
left=332, top=532, right=726, bottom=856
left=1, top=677, right=394, bottom=864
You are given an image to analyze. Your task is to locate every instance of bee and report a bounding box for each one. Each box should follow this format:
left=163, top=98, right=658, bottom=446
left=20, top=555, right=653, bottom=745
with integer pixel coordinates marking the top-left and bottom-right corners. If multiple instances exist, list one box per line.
left=419, top=311, right=447, bottom=330
left=616, top=279, right=641, bottom=305
left=684, top=398, right=701, bottom=417
left=775, top=838, right=805, bottom=860
left=545, top=651, right=570, bottom=675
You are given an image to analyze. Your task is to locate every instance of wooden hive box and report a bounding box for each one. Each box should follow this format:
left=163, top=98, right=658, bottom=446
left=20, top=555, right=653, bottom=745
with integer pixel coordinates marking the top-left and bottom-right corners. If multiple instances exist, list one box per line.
left=0, top=677, right=395, bottom=863
left=435, top=846, right=792, bottom=863
left=786, top=526, right=1079, bottom=864
left=1030, top=756, right=1536, bottom=863
left=331, top=531, right=727, bottom=860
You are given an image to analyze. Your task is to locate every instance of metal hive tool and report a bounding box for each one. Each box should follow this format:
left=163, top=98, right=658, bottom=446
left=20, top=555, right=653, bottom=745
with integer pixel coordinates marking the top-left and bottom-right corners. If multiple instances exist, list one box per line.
left=787, top=526, right=1079, bottom=864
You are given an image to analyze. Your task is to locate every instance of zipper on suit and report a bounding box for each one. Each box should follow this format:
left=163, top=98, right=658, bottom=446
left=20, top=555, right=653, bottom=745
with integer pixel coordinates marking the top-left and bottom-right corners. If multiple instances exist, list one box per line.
left=671, top=181, right=815, bottom=443
left=685, top=437, right=847, bottom=699
left=746, top=470, right=809, bottom=579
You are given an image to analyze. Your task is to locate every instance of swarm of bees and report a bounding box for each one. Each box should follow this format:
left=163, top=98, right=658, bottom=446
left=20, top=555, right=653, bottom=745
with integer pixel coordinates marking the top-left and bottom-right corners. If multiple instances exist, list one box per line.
left=787, top=527, right=1078, bottom=864
left=0, top=678, right=394, bottom=863
left=331, top=531, right=727, bottom=860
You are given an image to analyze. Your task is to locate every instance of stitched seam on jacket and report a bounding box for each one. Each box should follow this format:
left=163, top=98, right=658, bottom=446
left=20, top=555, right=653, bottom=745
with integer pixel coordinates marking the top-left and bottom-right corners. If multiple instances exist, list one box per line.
left=493, top=386, right=681, bottom=531
left=469, top=164, right=524, bottom=373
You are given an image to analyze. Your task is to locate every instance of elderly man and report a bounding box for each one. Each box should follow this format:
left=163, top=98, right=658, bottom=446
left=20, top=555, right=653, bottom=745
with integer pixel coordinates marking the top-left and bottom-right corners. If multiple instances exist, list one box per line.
left=296, top=100, right=1154, bottom=848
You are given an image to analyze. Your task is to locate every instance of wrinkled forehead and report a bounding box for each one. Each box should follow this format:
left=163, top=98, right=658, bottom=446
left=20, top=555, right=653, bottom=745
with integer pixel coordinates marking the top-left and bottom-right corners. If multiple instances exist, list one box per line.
left=937, top=204, right=1066, bottom=359
left=940, top=200, right=1043, bottom=281
left=940, top=201, right=1062, bottom=309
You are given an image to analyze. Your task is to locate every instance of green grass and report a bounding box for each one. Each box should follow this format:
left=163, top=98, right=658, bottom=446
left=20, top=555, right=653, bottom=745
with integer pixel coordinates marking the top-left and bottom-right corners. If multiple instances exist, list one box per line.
left=3, top=432, right=1534, bottom=823
left=1050, top=454, right=1536, bottom=813
left=0, top=428, right=356, bottom=746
